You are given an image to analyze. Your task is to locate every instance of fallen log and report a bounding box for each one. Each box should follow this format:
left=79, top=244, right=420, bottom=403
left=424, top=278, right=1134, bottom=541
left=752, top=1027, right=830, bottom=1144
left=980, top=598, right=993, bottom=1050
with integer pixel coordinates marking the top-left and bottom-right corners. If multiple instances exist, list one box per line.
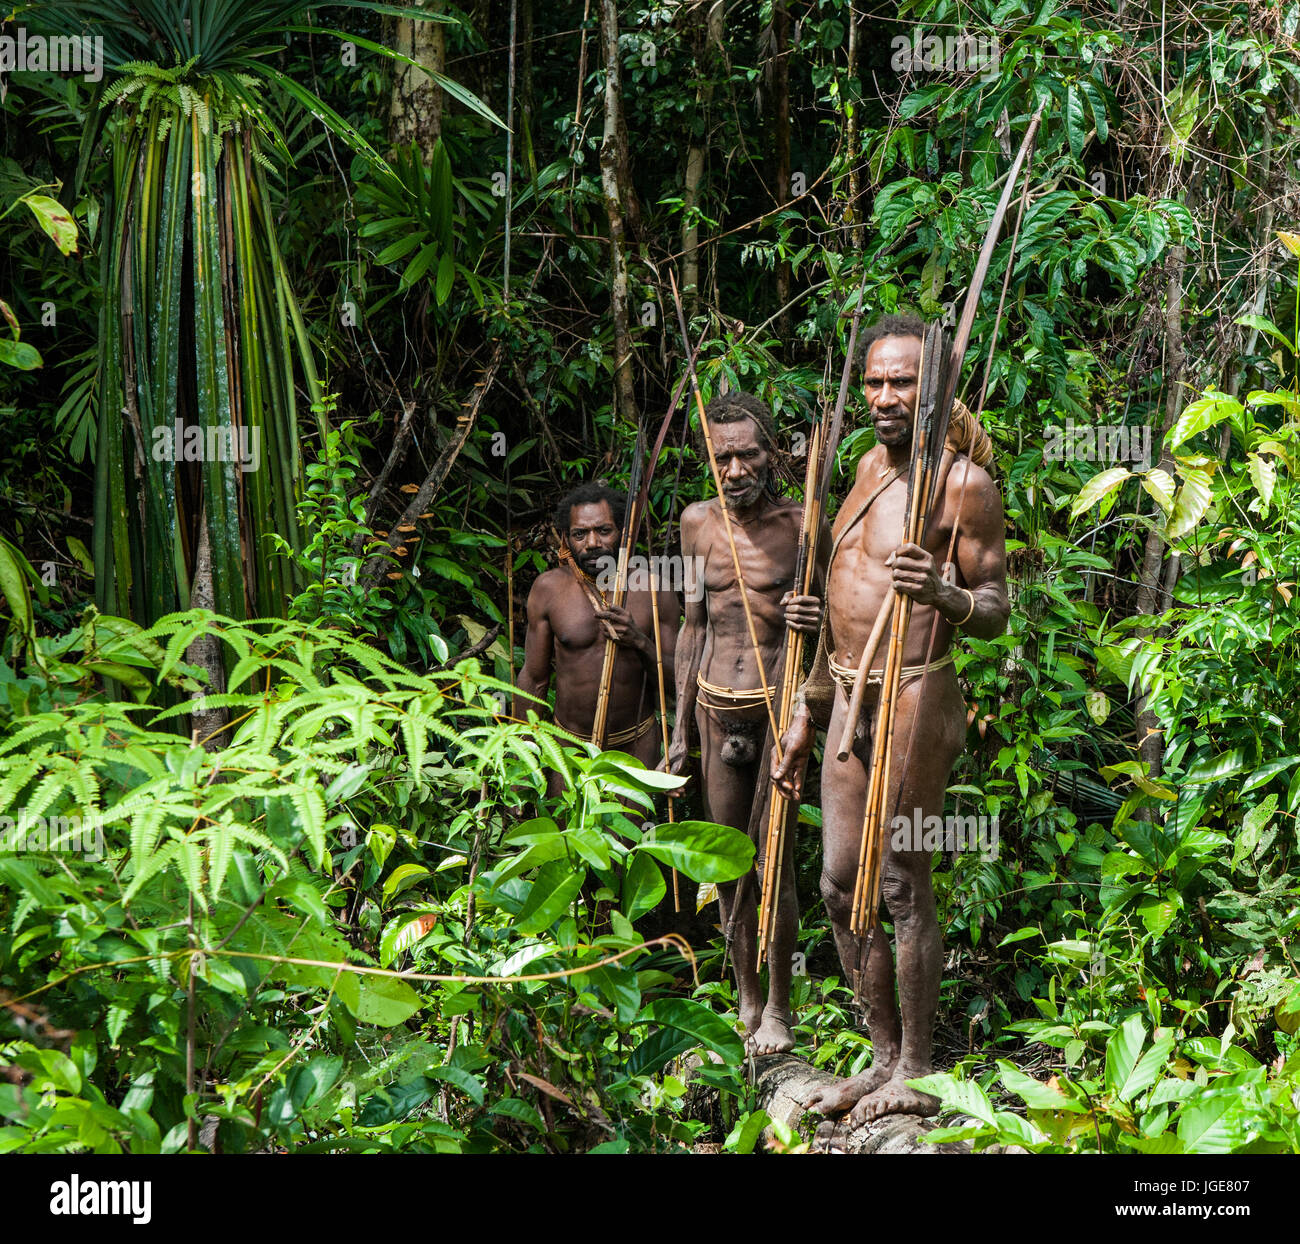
left=753, top=1053, right=1019, bottom=1154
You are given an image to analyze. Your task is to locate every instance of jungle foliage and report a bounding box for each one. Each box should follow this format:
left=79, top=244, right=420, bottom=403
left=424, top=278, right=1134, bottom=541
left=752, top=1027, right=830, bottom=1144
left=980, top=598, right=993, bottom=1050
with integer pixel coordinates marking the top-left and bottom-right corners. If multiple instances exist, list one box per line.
left=2, top=0, right=1300, bottom=1153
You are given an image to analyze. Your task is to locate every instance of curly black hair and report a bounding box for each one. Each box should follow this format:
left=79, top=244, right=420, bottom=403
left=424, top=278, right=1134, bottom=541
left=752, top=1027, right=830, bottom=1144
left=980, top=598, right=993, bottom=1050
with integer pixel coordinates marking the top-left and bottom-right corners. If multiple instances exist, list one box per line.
left=696, top=391, right=795, bottom=496
left=856, top=312, right=926, bottom=372
left=552, top=482, right=625, bottom=537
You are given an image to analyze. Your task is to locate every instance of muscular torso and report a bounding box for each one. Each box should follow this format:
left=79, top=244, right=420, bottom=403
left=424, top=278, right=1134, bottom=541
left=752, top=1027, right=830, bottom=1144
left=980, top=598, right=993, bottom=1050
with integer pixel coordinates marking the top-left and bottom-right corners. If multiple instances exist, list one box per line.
left=535, top=569, right=658, bottom=734
left=829, top=448, right=962, bottom=669
left=693, top=497, right=803, bottom=691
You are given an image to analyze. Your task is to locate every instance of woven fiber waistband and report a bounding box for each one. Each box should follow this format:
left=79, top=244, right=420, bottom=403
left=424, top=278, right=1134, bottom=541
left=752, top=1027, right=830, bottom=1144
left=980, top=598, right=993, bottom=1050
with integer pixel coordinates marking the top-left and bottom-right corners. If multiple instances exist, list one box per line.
left=561, top=715, right=656, bottom=746
left=696, top=672, right=773, bottom=711
left=828, top=647, right=955, bottom=691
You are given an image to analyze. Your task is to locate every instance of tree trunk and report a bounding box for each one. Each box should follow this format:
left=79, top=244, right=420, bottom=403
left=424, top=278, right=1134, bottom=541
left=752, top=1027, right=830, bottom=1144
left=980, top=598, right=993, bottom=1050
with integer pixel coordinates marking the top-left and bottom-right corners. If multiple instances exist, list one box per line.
left=1133, top=242, right=1186, bottom=778
left=390, top=1, right=446, bottom=158
left=682, top=1, right=723, bottom=319
left=753, top=1054, right=1016, bottom=1153
left=599, top=0, right=641, bottom=426
left=845, top=6, right=862, bottom=251
left=772, top=0, right=792, bottom=344
left=186, top=510, right=229, bottom=750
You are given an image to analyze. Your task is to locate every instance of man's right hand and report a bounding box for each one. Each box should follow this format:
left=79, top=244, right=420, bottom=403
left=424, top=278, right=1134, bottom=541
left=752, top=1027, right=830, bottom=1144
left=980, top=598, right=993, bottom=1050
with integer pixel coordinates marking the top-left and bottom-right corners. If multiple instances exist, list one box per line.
left=771, top=709, right=815, bottom=801
left=664, top=733, right=692, bottom=784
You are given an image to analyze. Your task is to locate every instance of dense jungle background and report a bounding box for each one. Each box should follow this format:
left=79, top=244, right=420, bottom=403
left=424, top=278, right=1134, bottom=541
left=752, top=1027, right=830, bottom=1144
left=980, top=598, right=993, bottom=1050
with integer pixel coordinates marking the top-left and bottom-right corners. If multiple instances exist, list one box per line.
left=1, top=0, right=1299, bottom=1154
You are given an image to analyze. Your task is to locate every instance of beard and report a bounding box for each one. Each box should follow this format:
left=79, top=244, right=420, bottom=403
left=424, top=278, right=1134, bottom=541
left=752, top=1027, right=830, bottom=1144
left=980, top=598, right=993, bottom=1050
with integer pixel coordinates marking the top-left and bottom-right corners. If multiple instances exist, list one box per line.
left=578, top=549, right=616, bottom=581
left=722, top=465, right=770, bottom=509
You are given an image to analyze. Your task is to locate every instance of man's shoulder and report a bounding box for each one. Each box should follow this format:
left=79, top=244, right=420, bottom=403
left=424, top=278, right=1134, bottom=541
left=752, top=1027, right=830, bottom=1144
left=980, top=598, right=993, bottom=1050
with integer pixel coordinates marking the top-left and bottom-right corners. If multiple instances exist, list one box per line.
left=680, top=498, right=715, bottom=526
left=529, top=566, right=567, bottom=600
left=945, top=453, right=996, bottom=499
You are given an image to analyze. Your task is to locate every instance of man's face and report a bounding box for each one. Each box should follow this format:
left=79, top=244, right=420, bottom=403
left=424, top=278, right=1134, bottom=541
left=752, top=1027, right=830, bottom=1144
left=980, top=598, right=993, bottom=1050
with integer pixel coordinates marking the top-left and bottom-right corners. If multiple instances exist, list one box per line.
left=862, top=334, right=921, bottom=449
left=710, top=417, right=770, bottom=510
left=566, top=500, right=621, bottom=578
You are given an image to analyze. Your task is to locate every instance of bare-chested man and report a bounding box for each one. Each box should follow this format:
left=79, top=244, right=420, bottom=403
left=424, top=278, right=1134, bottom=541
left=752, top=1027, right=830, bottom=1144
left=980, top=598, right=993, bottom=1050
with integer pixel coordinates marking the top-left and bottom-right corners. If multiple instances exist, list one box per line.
left=773, top=314, right=1009, bottom=1124
left=517, top=483, right=679, bottom=794
left=668, top=394, right=826, bottom=1056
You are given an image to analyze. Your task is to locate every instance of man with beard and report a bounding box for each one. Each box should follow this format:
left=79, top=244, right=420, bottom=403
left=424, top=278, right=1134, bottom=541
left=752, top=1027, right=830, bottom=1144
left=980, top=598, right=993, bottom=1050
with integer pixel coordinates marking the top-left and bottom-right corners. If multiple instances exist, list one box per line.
left=516, top=483, right=680, bottom=795
left=668, top=393, right=826, bottom=1055
left=772, top=314, right=1007, bottom=1124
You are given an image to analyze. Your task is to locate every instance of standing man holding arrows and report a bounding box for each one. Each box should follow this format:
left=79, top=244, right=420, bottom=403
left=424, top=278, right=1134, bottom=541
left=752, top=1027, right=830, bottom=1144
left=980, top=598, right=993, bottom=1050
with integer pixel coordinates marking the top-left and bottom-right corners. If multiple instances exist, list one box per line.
left=668, top=393, right=828, bottom=1055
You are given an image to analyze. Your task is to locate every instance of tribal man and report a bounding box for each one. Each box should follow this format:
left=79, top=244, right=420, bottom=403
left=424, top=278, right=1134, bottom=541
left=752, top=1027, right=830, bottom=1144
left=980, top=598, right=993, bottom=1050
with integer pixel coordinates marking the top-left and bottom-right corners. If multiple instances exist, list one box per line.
left=668, top=393, right=827, bottom=1056
left=516, top=483, right=679, bottom=796
left=773, top=314, right=1009, bottom=1123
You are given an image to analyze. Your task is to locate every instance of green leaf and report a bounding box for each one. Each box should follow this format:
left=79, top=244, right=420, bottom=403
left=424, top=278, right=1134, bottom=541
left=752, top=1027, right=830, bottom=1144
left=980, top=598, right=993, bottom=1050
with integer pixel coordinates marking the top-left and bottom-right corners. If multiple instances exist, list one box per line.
left=425, top=1064, right=485, bottom=1106
left=352, top=974, right=422, bottom=1027
left=1176, top=1096, right=1235, bottom=1154
left=1069, top=466, right=1131, bottom=519
left=1104, top=1015, right=1146, bottom=1096
left=997, top=1063, right=1086, bottom=1112
left=908, top=1073, right=996, bottom=1127
left=23, top=193, right=78, bottom=255
left=634, top=821, right=755, bottom=883
left=488, top=1096, right=545, bottom=1131
left=1139, top=467, right=1175, bottom=514
left=725, top=1109, right=770, bottom=1154
left=514, top=859, right=585, bottom=935
left=1168, top=393, right=1241, bottom=451
left=382, top=863, right=431, bottom=904
left=1246, top=453, right=1276, bottom=508
left=0, top=337, right=41, bottom=369
left=622, top=851, right=666, bottom=921
left=639, top=998, right=745, bottom=1063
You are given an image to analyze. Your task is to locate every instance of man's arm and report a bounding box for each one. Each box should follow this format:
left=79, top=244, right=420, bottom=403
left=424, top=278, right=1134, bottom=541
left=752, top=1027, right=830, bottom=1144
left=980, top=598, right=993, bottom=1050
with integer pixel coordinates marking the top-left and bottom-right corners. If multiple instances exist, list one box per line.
left=654, top=587, right=681, bottom=688
left=514, top=576, right=555, bottom=720
left=949, top=460, right=1010, bottom=639
left=667, top=508, right=707, bottom=774
left=887, top=458, right=1010, bottom=638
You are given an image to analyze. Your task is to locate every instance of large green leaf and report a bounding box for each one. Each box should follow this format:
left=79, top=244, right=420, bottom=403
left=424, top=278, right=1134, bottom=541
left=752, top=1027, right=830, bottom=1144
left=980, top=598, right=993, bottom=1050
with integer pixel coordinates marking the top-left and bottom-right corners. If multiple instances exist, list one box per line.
left=638, top=998, right=744, bottom=1063
left=634, top=821, right=755, bottom=883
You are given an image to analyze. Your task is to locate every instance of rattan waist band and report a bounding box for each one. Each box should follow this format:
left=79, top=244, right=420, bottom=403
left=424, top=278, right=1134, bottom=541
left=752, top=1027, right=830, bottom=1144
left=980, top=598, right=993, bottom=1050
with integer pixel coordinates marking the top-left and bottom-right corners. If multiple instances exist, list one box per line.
left=560, top=714, right=656, bottom=746
left=828, top=647, right=955, bottom=692
left=696, top=672, right=773, bottom=712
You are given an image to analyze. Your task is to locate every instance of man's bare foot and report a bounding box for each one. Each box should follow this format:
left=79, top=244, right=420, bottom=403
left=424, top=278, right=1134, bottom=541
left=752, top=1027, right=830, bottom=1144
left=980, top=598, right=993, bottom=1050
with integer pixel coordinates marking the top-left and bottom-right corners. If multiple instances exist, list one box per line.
left=745, top=1007, right=794, bottom=1056
left=846, top=1070, right=939, bottom=1127
left=804, top=1060, right=895, bottom=1116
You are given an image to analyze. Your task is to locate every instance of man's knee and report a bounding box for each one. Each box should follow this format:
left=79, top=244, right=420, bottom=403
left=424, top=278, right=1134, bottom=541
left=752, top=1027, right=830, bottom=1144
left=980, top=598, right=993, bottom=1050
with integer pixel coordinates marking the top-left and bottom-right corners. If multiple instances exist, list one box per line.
left=880, top=865, right=932, bottom=926
left=819, top=872, right=853, bottom=922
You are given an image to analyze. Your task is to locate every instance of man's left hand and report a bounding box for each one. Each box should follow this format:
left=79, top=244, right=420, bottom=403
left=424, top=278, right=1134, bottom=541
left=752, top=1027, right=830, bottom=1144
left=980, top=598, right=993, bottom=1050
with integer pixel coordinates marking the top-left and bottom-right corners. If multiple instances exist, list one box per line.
left=888, top=542, right=944, bottom=606
left=593, top=607, right=650, bottom=652
left=780, top=592, right=822, bottom=635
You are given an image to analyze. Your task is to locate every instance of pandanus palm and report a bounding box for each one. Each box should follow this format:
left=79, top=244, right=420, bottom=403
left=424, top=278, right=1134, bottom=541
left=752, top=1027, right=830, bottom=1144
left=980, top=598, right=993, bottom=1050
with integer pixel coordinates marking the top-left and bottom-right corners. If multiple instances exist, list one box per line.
left=32, top=1, right=491, bottom=624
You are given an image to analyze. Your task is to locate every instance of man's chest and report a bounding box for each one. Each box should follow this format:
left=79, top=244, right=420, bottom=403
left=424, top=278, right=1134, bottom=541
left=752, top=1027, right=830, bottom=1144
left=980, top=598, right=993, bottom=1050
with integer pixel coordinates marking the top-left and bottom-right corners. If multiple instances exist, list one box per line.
left=700, top=520, right=797, bottom=597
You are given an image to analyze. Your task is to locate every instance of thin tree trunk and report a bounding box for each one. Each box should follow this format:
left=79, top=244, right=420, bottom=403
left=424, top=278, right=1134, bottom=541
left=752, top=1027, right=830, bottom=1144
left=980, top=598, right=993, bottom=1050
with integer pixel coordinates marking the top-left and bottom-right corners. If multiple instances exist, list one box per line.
left=187, top=510, right=229, bottom=750
left=599, top=0, right=641, bottom=425
left=846, top=6, right=862, bottom=251
left=390, top=1, right=445, bottom=158
left=682, top=1, right=723, bottom=319
left=1134, top=242, right=1186, bottom=778
left=360, top=341, right=506, bottom=587
left=773, top=0, right=792, bottom=343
